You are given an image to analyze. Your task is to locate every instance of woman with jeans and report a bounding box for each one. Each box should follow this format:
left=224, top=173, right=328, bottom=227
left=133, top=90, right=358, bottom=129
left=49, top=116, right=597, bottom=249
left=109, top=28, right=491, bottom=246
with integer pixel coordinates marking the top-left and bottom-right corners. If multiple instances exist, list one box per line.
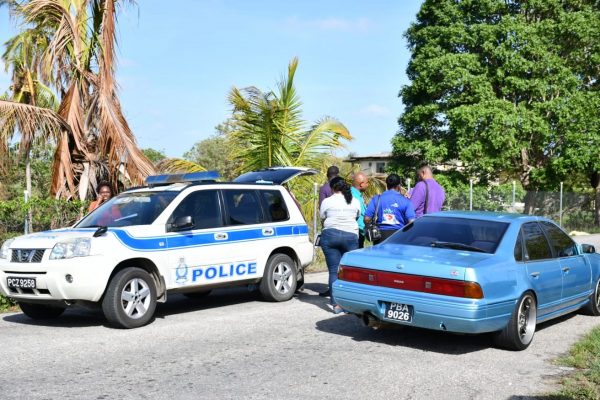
left=319, top=176, right=360, bottom=314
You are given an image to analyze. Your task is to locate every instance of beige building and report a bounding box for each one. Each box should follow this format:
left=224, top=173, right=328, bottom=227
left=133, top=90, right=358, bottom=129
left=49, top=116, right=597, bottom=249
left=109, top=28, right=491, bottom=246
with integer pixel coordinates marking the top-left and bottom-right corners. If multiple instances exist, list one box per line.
left=344, top=152, right=393, bottom=177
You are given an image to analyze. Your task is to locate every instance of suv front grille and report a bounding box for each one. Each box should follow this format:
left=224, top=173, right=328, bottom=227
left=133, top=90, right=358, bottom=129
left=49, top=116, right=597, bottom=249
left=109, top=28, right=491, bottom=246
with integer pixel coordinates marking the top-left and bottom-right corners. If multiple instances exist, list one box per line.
left=11, top=249, right=45, bottom=263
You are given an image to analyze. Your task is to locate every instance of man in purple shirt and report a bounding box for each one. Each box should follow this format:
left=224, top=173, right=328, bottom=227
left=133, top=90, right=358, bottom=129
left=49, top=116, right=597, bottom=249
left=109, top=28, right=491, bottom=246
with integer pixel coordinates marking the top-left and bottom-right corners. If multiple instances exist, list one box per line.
left=410, top=164, right=445, bottom=217
left=318, top=165, right=339, bottom=207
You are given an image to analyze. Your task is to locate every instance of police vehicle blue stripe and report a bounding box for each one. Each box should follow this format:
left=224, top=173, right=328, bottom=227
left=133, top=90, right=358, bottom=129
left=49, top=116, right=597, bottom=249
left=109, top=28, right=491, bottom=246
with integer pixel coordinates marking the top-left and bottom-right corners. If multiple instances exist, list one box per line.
left=54, top=224, right=309, bottom=252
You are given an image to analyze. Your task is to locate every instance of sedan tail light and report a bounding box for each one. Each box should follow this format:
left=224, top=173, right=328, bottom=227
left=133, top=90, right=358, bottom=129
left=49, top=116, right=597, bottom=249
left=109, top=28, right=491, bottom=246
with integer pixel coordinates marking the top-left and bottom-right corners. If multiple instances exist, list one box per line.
left=338, top=265, right=483, bottom=299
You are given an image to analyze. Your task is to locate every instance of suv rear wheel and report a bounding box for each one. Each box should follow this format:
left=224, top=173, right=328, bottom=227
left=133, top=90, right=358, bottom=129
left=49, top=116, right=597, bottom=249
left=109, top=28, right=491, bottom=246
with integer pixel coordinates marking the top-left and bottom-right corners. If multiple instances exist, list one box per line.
left=260, top=254, right=297, bottom=302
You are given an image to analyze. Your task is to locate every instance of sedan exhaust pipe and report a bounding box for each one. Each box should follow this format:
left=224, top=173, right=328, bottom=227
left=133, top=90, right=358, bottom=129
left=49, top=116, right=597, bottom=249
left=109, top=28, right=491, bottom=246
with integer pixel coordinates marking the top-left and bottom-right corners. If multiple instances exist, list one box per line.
left=361, top=313, right=382, bottom=329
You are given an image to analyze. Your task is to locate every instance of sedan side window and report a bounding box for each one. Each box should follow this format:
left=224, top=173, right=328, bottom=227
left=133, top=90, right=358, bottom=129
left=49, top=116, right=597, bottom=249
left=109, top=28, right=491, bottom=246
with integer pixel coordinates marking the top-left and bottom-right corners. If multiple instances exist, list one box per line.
left=514, top=231, right=524, bottom=262
left=522, top=222, right=552, bottom=261
left=168, top=190, right=223, bottom=230
left=540, top=221, right=577, bottom=258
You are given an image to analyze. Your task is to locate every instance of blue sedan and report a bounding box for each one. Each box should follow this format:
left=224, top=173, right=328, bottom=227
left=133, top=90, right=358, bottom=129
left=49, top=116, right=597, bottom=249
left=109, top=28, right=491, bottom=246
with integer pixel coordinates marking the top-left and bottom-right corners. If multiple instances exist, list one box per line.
left=332, top=211, right=600, bottom=350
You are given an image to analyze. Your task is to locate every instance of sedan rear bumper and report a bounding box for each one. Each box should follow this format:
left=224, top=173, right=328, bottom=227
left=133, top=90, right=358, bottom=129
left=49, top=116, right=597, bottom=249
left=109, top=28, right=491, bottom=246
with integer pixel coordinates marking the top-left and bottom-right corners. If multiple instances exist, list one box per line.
left=332, top=280, right=515, bottom=334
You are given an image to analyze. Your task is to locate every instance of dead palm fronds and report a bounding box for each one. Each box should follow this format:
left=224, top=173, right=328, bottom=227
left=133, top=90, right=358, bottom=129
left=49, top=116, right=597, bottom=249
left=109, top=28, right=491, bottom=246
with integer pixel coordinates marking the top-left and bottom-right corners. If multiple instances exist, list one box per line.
left=2, top=0, right=155, bottom=200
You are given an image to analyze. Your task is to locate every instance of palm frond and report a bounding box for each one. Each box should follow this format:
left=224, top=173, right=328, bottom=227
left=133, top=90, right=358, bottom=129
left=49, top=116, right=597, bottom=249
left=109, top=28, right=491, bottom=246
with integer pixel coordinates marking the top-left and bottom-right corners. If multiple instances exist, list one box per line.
left=0, top=99, right=68, bottom=141
left=292, top=117, right=352, bottom=168
left=155, top=158, right=206, bottom=174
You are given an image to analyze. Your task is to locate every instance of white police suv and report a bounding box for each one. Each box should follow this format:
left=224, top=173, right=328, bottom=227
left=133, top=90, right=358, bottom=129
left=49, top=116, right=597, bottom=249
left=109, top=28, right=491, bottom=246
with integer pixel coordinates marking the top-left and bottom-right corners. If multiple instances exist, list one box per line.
left=0, top=167, right=315, bottom=328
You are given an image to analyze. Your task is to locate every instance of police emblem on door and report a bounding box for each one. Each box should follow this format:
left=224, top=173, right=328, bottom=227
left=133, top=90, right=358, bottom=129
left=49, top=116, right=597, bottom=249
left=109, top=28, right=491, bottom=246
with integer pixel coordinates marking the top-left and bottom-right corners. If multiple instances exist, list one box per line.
left=175, top=257, right=189, bottom=284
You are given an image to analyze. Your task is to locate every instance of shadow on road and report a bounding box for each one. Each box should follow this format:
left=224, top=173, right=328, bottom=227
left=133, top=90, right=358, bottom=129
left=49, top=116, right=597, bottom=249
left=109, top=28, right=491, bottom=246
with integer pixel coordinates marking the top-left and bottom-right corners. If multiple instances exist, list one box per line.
left=535, top=312, right=578, bottom=332
left=314, top=313, right=495, bottom=355
left=3, top=307, right=106, bottom=328
left=294, top=282, right=335, bottom=313
left=154, top=288, right=261, bottom=318
left=1, top=287, right=269, bottom=328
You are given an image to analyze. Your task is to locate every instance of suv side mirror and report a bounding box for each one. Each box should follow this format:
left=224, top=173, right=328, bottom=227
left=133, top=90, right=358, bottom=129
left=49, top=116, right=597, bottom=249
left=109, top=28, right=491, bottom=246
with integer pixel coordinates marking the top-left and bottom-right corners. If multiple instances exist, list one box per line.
left=169, top=216, right=194, bottom=232
left=581, top=244, right=596, bottom=254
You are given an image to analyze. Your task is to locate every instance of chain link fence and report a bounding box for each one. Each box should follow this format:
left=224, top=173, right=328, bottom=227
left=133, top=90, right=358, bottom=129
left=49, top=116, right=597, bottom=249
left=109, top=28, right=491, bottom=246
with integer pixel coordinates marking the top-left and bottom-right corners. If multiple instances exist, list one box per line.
left=445, top=183, right=599, bottom=233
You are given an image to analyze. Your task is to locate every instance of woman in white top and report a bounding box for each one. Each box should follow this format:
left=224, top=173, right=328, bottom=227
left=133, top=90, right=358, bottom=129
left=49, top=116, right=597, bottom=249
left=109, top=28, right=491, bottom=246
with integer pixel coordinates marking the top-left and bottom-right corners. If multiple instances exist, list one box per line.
left=319, top=176, right=361, bottom=314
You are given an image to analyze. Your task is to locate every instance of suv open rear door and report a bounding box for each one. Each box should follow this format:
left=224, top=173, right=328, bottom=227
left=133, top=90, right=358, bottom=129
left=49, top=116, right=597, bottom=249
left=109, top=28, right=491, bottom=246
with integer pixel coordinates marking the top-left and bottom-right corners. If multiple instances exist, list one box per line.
left=233, top=167, right=317, bottom=185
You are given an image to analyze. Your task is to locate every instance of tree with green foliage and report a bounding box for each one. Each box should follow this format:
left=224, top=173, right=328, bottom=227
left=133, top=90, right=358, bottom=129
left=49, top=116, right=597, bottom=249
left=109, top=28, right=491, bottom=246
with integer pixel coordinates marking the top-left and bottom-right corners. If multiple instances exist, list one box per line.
left=182, top=121, right=241, bottom=181
left=393, top=0, right=600, bottom=221
left=141, top=148, right=167, bottom=164
left=0, top=143, right=54, bottom=201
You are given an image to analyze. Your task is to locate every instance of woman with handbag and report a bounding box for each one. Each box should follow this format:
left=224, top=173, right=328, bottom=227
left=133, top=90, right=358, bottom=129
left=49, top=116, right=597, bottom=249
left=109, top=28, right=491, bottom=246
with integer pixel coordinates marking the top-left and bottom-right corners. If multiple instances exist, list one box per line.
left=319, top=176, right=361, bottom=314
left=364, top=173, right=416, bottom=244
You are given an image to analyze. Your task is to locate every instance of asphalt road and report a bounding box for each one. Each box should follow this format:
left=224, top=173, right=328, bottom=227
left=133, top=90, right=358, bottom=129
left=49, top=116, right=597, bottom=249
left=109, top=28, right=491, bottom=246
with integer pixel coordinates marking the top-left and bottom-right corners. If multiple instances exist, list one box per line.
left=1, top=271, right=599, bottom=400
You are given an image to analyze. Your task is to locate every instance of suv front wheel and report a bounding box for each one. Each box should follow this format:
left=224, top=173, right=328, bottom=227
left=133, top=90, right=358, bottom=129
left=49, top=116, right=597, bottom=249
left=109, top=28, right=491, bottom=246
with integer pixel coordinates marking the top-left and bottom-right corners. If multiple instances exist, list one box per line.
left=102, top=267, right=157, bottom=329
left=260, top=254, right=297, bottom=302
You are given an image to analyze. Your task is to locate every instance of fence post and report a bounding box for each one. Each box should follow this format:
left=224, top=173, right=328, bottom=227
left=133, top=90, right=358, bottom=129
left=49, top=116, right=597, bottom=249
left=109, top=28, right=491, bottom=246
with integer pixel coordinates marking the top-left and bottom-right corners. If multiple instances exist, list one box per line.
left=313, top=182, right=318, bottom=261
left=24, top=190, right=29, bottom=235
left=559, top=182, right=563, bottom=227
left=469, top=179, right=473, bottom=211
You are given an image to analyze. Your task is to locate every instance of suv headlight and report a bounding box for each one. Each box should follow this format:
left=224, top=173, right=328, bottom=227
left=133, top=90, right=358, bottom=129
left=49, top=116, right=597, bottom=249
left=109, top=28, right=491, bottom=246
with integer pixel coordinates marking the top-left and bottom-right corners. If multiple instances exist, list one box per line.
left=0, top=238, right=15, bottom=259
left=49, top=238, right=92, bottom=260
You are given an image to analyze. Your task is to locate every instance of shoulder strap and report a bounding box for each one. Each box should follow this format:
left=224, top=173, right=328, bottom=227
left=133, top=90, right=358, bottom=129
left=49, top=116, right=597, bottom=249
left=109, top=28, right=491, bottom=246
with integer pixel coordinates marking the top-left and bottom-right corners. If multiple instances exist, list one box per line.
left=423, top=180, right=429, bottom=215
left=373, top=195, right=381, bottom=223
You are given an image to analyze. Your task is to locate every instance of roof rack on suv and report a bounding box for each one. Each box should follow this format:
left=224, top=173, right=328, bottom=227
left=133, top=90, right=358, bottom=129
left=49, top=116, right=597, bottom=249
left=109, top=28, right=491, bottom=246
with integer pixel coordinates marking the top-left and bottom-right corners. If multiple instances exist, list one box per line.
left=145, top=171, right=220, bottom=188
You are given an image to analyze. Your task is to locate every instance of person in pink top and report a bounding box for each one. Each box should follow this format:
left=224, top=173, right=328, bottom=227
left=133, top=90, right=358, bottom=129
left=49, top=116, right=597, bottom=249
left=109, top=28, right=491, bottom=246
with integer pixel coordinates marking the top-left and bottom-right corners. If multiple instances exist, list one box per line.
left=409, top=164, right=445, bottom=217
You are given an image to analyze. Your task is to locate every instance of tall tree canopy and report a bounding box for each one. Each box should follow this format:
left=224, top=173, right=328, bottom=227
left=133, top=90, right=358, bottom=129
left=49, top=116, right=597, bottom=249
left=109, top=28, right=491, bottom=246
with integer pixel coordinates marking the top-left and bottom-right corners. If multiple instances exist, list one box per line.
left=1, top=0, right=154, bottom=200
left=393, top=0, right=600, bottom=215
left=182, top=121, right=241, bottom=181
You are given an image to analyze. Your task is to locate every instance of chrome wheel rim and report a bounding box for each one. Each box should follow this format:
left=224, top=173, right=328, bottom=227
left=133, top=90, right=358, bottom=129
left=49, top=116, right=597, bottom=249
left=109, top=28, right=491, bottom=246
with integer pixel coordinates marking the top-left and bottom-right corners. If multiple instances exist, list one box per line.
left=272, top=262, right=294, bottom=294
left=121, top=278, right=151, bottom=319
left=517, top=294, right=536, bottom=344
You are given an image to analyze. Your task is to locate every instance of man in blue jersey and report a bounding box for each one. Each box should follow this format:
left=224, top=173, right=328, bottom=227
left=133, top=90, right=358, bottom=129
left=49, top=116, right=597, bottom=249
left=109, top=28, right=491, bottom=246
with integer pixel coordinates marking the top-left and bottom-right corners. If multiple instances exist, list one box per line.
left=364, top=173, right=415, bottom=244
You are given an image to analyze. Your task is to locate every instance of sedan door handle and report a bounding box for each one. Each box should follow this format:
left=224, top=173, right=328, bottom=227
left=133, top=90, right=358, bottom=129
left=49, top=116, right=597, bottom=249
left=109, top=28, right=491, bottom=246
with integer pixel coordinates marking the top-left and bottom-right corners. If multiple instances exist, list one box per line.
left=530, top=272, right=540, bottom=278
left=562, top=267, right=570, bottom=272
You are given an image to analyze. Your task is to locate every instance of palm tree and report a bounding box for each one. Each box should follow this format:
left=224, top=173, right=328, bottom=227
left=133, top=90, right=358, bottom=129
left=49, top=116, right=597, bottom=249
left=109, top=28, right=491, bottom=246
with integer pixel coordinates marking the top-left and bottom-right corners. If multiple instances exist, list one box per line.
left=1, top=26, right=59, bottom=198
left=1, top=0, right=154, bottom=200
left=228, top=57, right=352, bottom=173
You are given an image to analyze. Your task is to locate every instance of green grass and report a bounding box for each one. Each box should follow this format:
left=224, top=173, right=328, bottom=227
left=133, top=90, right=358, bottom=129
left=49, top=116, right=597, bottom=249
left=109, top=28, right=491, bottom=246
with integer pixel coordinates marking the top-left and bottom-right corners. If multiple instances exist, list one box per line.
left=543, top=327, right=600, bottom=400
left=0, top=294, right=17, bottom=313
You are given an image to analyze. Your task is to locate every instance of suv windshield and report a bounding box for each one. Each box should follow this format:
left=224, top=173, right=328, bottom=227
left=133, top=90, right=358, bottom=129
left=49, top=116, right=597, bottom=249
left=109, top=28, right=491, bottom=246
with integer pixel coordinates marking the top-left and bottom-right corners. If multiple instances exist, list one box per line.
left=386, top=217, right=509, bottom=254
left=76, top=191, right=179, bottom=228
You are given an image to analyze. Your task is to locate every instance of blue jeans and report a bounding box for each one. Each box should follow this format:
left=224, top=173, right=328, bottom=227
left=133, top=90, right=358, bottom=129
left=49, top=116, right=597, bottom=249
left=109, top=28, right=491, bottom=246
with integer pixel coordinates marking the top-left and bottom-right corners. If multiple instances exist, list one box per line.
left=320, top=228, right=359, bottom=305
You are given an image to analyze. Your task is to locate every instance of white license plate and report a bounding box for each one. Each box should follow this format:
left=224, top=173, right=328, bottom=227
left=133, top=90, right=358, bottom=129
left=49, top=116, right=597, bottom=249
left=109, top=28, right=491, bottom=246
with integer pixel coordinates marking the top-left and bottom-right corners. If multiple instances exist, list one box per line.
left=7, top=277, right=36, bottom=289
left=383, top=302, right=413, bottom=323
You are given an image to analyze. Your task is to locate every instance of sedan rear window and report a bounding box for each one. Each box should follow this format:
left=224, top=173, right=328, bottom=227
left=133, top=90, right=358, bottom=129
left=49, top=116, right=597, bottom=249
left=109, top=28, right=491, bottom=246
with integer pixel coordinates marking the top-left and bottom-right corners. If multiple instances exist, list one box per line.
left=385, top=217, right=509, bottom=254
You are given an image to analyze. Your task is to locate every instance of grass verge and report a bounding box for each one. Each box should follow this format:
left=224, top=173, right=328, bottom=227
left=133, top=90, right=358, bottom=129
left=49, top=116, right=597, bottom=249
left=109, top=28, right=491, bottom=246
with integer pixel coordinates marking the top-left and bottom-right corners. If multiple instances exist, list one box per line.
left=0, top=294, right=17, bottom=313
left=544, top=326, right=600, bottom=399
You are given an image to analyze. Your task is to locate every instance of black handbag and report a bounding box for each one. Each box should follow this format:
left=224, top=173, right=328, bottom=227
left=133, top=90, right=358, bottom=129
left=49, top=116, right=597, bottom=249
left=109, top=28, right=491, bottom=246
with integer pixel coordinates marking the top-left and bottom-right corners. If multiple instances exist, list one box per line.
left=365, top=195, right=382, bottom=242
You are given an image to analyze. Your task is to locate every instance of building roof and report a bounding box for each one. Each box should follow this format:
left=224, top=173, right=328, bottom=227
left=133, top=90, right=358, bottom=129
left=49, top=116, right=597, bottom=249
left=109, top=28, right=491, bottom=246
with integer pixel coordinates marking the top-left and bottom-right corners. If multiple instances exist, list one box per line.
left=345, top=152, right=392, bottom=162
